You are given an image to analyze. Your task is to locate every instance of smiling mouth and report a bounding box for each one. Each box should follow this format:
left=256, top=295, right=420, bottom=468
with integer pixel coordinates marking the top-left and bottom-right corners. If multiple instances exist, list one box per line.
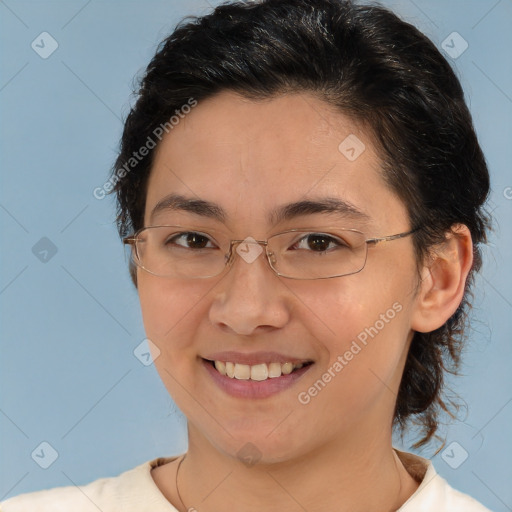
left=204, top=359, right=314, bottom=381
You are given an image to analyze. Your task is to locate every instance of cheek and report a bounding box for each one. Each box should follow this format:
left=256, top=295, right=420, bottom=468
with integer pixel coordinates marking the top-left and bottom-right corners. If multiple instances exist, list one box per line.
left=292, top=269, right=415, bottom=405
left=137, top=274, right=208, bottom=352
left=295, top=306, right=410, bottom=430
left=291, top=271, right=410, bottom=344
left=137, top=274, right=211, bottom=404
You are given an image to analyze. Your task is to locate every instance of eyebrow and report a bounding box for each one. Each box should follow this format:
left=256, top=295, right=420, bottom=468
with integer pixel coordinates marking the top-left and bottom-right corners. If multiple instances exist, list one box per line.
left=149, top=193, right=370, bottom=225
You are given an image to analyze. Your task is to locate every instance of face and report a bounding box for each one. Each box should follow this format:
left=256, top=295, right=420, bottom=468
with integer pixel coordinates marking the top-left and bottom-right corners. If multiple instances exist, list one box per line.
left=137, top=91, right=420, bottom=463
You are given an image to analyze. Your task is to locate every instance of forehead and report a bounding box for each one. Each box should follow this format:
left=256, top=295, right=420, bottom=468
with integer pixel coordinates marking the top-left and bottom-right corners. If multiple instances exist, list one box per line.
left=145, top=91, right=407, bottom=232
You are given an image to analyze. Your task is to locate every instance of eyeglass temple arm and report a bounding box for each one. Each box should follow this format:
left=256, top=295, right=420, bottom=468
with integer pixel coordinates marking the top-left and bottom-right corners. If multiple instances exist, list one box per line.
left=365, top=227, right=420, bottom=246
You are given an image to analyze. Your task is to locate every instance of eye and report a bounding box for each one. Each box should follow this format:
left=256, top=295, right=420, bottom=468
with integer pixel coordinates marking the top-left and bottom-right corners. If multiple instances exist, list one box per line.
left=166, top=231, right=217, bottom=250
left=291, top=233, right=349, bottom=252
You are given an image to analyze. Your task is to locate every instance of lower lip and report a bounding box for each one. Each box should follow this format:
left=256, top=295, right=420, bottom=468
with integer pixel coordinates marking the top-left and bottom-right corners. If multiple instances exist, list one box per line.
left=202, top=359, right=313, bottom=399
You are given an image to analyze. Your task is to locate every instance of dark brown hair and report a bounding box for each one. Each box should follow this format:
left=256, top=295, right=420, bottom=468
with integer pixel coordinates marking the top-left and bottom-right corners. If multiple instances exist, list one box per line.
left=111, top=0, right=490, bottom=447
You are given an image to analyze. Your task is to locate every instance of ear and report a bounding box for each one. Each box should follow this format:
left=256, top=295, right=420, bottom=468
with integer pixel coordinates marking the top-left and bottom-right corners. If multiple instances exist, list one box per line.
left=411, top=224, right=473, bottom=333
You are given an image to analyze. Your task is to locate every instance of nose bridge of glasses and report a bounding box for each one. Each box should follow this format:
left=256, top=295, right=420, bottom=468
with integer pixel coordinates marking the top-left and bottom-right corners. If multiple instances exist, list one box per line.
left=228, top=237, right=270, bottom=267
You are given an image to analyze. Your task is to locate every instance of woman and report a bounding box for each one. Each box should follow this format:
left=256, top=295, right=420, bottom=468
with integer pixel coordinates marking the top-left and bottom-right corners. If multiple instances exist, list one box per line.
left=2, top=0, right=492, bottom=510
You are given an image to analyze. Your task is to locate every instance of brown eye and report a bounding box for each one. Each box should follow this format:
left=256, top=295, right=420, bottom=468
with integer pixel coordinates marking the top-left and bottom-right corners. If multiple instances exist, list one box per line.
left=167, top=232, right=215, bottom=249
left=292, top=233, right=348, bottom=252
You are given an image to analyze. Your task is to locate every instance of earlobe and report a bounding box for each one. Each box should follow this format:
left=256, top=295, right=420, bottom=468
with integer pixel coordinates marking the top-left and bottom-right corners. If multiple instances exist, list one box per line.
left=411, top=224, right=473, bottom=333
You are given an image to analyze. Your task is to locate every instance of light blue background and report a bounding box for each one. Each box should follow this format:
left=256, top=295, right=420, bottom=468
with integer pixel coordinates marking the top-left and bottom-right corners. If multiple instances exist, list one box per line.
left=1, top=1, right=511, bottom=510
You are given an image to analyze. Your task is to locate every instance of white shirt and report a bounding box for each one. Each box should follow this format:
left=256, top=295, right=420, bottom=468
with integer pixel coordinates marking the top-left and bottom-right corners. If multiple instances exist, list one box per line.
left=1, top=451, right=492, bottom=511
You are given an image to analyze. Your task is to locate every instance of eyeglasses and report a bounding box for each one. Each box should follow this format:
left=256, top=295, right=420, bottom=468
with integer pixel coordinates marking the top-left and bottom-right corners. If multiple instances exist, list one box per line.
left=123, top=225, right=418, bottom=280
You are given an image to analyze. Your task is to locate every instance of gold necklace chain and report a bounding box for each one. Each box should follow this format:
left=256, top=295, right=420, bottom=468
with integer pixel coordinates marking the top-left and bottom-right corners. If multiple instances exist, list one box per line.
left=174, top=451, right=404, bottom=512
left=175, top=454, right=188, bottom=512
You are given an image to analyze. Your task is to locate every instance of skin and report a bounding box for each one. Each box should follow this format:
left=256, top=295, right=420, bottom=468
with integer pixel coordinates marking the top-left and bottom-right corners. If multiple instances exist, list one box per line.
left=137, top=91, right=473, bottom=512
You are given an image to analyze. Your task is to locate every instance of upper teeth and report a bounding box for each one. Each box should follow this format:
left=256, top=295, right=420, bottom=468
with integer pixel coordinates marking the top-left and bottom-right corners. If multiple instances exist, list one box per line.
left=214, top=361, right=304, bottom=381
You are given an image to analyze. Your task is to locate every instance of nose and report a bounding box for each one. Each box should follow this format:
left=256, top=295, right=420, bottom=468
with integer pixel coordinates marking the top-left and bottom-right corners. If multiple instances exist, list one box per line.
left=208, top=238, right=290, bottom=336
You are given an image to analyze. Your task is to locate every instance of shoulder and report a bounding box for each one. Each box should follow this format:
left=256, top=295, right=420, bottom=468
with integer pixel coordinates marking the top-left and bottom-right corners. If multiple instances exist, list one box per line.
left=396, top=450, right=492, bottom=512
left=0, top=457, right=179, bottom=512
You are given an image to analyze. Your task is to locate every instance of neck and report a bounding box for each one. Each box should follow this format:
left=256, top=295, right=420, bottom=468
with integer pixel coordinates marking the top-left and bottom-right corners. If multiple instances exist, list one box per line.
left=173, top=426, right=418, bottom=512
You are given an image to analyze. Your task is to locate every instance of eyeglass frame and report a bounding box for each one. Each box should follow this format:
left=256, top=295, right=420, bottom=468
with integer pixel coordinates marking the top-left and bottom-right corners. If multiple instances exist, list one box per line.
left=123, top=225, right=420, bottom=280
